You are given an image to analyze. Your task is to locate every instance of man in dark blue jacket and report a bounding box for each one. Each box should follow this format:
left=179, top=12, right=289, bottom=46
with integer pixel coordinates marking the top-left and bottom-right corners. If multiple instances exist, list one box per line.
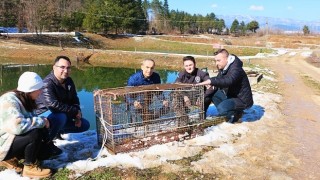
left=36, top=56, right=90, bottom=156
left=127, top=59, right=164, bottom=109
left=127, top=59, right=160, bottom=87
left=126, top=59, right=168, bottom=123
left=197, top=49, right=253, bottom=123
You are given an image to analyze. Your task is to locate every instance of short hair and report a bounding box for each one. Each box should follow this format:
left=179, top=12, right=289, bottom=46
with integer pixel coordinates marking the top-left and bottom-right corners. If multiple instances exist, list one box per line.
left=213, top=49, right=229, bottom=57
left=182, top=56, right=196, bottom=65
left=54, top=55, right=71, bottom=65
left=142, top=59, right=155, bottom=66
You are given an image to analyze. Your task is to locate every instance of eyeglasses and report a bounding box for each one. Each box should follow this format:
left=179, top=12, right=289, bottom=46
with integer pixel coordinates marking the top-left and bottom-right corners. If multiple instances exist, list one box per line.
left=55, top=65, right=71, bottom=71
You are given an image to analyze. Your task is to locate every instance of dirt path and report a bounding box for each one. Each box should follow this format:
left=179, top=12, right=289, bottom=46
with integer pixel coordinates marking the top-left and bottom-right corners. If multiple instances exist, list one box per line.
left=265, top=52, right=320, bottom=179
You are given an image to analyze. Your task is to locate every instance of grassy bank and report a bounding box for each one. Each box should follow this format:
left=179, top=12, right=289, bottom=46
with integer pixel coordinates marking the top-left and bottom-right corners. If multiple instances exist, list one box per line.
left=0, top=33, right=272, bottom=71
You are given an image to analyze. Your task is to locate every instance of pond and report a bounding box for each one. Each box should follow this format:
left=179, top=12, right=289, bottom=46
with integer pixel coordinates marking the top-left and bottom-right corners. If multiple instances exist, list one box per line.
left=0, top=64, right=179, bottom=130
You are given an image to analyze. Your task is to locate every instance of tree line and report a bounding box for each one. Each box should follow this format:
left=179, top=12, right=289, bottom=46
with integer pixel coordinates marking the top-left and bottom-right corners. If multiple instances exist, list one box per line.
left=0, top=0, right=261, bottom=35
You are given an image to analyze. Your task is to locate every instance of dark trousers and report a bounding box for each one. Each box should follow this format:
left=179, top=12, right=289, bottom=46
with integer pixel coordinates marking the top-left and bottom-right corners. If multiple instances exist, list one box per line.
left=4, top=129, right=43, bottom=164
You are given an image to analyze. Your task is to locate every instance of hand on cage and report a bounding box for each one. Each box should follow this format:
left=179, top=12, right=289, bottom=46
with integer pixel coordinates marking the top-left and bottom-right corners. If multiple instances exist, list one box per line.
left=74, top=119, right=82, bottom=127
left=44, top=118, right=50, bottom=128
left=184, top=96, right=191, bottom=106
left=134, top=100, right=142, bottom=109
left=162, top=100, right=169, bottom=107
left=76, top=110, right=82, bottom=119
left=195, top=97, right=201, bottom=107
left=205, top=85, right=212, bottom=89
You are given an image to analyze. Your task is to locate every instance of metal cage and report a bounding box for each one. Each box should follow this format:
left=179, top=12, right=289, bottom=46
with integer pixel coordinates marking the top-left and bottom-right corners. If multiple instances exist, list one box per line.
left=94, top=84, right=225, bottom=154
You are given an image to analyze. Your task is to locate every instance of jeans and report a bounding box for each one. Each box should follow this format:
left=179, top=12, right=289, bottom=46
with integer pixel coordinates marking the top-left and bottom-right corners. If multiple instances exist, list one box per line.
left=212, top=90, right=244, bottom=118
left=46, top=112, right=90, bottom=141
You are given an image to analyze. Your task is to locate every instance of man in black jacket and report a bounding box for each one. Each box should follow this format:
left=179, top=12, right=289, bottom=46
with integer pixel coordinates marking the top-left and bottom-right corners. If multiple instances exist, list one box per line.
left=36, top=56, right=90, bottom=156
left=175, top=56, right=214, bottom=117
left=197, top=49, right=253, bottom=123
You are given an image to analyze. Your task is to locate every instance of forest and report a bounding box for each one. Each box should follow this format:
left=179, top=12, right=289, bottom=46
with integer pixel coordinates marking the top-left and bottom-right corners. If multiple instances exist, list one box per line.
left=0, top=0, right=260, bottom=35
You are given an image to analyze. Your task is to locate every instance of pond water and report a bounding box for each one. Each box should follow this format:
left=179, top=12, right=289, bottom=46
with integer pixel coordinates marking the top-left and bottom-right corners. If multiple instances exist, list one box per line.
left=0, top=64, right=179, bottom=130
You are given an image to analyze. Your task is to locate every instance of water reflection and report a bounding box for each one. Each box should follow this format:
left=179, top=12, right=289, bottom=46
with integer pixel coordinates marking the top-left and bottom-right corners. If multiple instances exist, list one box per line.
left=0, top=64, right=178, bottom=129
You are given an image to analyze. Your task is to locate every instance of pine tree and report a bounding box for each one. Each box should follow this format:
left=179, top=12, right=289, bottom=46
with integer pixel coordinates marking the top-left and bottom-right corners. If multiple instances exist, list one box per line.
left=303, top=25, right=310, bottom=35
left=230, top=19, right=239, bottom=34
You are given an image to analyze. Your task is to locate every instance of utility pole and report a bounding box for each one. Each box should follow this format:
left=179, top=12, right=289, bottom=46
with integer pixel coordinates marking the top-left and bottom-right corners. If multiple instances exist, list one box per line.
left=266, top=18, right=269, bottom=48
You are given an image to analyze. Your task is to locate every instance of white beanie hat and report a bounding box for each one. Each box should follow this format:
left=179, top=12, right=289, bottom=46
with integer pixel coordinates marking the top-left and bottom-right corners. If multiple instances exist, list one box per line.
left=17, top=71, right=44, bottom=93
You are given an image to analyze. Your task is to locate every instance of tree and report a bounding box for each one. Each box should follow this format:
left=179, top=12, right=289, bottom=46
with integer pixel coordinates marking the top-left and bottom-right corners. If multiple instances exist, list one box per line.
left=83, top=0, right=106, bottom=33
left=303, top=25, right=310, bottom=35
left=61, top=12, right=85, bottom=31
left=133, top=0, right=148, bottom=34
left=230, top=19, right=239, bottom=34
left=163, top=0, right=169, bottom=18
left=239, top=21, right=246, bottom=35
left=247, top=20, right=259, bottom=33
left=214, top=19, right=226, bottom=34
left=0, top=0, right=19, bottom=27
left=170, top=10, right=186, bottom=34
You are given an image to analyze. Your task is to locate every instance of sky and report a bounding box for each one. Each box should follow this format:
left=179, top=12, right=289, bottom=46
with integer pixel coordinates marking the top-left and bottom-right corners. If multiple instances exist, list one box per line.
left=168, top=0, right=319, bottom=22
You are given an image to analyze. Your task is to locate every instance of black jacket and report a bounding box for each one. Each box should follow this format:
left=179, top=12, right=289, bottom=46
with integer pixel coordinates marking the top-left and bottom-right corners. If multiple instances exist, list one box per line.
left=175, top=68, right=215, bottom=97
left=36, top=71, right=80, bottom=118
left=210, top=55, right=253, bottom=109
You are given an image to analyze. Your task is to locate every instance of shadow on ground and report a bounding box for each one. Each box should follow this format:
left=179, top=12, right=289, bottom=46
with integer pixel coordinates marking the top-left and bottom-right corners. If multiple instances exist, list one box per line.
left=206, top=104, right=265, bottom=122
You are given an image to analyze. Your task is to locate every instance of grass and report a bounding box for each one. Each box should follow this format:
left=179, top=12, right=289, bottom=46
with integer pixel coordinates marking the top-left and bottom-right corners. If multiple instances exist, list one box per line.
left=301, top=75, right=320, bottom=95
left=38, top=145, right=221, bottom=179
left=247, top=60, right=280, bottom=94
left=85, top=33, right=272, bottom=56
left=41, top=166, right=219, bottom=179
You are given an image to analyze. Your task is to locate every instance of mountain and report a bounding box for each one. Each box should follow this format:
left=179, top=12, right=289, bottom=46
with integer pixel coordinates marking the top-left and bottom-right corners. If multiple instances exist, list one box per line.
left=217, top=14, right=320, bottom=33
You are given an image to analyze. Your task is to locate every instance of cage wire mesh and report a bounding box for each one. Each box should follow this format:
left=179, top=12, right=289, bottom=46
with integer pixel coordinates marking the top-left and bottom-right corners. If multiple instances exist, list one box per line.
left=94, top=84, right=220, bottom=154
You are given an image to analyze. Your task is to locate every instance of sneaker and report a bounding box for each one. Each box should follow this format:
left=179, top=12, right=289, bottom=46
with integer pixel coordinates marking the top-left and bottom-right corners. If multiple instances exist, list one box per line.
left=0, top=157, right=23, bottom=173
left=22, top=163, right=51, bottom=178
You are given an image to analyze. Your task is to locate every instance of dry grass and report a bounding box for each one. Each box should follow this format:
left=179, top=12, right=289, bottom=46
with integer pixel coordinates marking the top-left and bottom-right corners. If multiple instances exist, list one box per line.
left=301, top=75, right=320, bottom=95
left=84, top=33, right=271, bottom=56
left=0, top=33, right=319, bottom=72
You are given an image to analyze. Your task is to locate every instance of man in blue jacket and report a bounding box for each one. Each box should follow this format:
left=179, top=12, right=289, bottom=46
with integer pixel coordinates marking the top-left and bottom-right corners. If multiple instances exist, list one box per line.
left=127, top=59, right=160, bottom=87
left=197, top=49, right=253, bottom=123
left=127, top=59, right=168, bottom=121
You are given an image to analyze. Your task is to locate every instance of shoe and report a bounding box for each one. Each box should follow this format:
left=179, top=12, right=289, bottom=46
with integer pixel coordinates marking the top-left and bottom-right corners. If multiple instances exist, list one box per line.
left=39, top=141, right=63, bottom=160
left=0, top=157, right=23, bottom=173
left=229, top=111, right=243, bottom=123
left=22, top=163, right=51, bottom=178
left=54, top=133, right=64, bottom=140
left=48, top=141, right=63, bottom=157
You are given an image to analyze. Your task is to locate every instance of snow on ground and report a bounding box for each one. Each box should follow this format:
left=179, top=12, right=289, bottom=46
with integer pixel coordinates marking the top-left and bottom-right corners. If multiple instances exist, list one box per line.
left=301, top=51, right=313, bottom=57
left=0, top=91, right=282, bottom=179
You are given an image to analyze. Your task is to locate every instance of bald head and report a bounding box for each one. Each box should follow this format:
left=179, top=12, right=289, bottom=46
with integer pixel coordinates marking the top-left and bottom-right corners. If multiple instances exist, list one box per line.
left=141, top=59, right=155, bottom=78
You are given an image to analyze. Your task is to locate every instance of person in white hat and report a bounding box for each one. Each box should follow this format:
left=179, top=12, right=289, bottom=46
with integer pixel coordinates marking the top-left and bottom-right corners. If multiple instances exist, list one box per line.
left=0, top=71, right=51, bottom=178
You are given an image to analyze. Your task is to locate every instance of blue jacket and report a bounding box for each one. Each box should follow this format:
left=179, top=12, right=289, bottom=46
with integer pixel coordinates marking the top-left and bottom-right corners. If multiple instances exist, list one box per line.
left=127, top=71, right=161, bottom=86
